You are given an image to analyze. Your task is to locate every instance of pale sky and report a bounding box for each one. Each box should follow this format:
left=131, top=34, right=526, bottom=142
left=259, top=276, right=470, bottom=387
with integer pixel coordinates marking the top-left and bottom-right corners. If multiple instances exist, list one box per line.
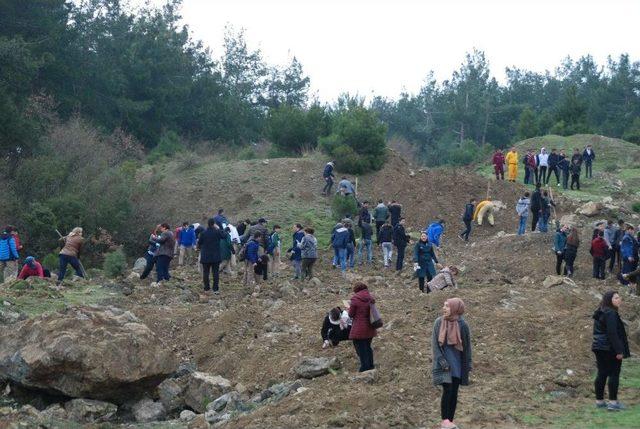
left=153, top=0, right=640, bottom=101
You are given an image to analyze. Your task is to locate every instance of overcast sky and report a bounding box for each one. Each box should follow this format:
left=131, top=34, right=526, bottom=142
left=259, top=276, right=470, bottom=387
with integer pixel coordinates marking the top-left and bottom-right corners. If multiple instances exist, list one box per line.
left=153, top=0, right=640, bottom=101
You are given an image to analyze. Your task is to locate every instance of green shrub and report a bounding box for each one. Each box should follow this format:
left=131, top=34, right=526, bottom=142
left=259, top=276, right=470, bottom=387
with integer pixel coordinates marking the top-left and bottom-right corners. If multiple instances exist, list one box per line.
left=42, top=253, right=59, bottom=272
left=148, top=130, right=183, bottom=163
left=331, top=194, right=358, bottom=221
left=622, top=117, right=640, bottom=144
left=238, top=147, right=256, bottom=160
left=632, top=202, right=640, bottom=213
left=103, top=248, right=127, bottom=278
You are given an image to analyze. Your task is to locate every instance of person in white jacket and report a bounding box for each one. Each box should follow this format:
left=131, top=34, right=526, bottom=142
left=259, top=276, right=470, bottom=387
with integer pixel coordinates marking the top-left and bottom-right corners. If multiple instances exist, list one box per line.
left=536, top=148, right=550, bottom=185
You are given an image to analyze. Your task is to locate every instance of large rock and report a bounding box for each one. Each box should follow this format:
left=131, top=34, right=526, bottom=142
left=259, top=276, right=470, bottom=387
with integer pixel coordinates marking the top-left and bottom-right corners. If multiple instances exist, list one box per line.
left=158, top=377, right=186, bottom=412
left=294, top=356, right=341, bottom=379
left=183, top=372, right=232, bottom=413
left=65, top=398, right=118, bottom=423
left=543, top=275, right=576, bottom=288
left=559, top=214, right=579, bottom=228
left=133, top=257, right=148, bottom=274
left=132, top=398, right=166, bottom=422
left=576, top=201, right=603, bottom=217
left=0, top=306, right=178, bottom=401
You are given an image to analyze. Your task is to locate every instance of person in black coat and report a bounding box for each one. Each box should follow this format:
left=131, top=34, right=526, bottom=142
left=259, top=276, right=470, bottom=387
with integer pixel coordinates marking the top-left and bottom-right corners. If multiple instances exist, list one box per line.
left=197, top=218, right=228, bottom=294
left=393, top=218, right=411, bottom=271
left=592, top=290, right=630, bottom=411
left=547, top=149, right=560, bottom=185
left=530, top=183, right=542, bottom=232
left=321, top=307, right=352, bottom=348
left=459, top=199, right=476, bottom=242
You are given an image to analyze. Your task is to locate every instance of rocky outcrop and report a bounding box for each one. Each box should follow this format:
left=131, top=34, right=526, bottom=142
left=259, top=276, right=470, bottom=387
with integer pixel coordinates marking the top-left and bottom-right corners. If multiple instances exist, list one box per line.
left=576, top=201, right=603, bottom=217
left=183, top=372, right=232, bottom=413
left=0, top=306, right=178, bottom=401
left=65, top=398, right=118, bottom=423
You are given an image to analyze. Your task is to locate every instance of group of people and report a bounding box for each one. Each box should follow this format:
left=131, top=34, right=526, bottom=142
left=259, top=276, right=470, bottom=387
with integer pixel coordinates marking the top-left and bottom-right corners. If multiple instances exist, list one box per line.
left=492, top=145, right=596, bottom=190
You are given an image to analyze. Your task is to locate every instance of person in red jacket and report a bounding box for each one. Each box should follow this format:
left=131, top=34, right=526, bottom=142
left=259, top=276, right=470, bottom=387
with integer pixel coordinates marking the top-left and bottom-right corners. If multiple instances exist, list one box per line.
left=591, top=230, right=609, bottom=280
left=348, top=282, right=378, bottom=372
left=492, top=149, right=505, bottom=180
left=17, top=256, right=50, bottom=280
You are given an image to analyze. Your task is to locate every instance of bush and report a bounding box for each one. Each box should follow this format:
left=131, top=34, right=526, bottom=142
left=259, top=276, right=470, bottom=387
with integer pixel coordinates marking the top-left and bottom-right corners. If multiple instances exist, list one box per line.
left=267, top=105, right=321, bottom=154
left=41, top=253, right=59, bottom=272
left=331, top=194, right=358, bottom=221
left=238, top=147, right=257, bottom=160
left=103, top=248, right=127, bottom=278
left=320, top=106, right=387, bottom=174
left=622, top=117, right=640, bottom=144
left=148, top=130, right=184, bottom=163
left=632, top=202, right=640, bottom=213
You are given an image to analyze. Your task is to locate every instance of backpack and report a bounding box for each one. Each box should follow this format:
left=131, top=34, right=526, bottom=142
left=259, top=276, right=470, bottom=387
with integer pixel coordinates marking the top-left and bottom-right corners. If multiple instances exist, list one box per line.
left=265, top=233, right=277, bottom=255
left=237, top=244, right=247, bottom=262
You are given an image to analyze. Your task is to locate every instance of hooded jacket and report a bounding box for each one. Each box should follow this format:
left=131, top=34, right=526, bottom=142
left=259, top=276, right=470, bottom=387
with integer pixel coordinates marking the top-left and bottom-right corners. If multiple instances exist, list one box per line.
left=245, top=239, right=261, bottom=264
left=516, top=197, right=530, bottom=217
left=300, top=234, right=318, bottom=259
left=592, top=307, right=630, bottom=357
left=621, top=232, right=639, bottom=260
left=348, top=289, right=377, bottom=339
left=426, top=222, right=444, bottom=247
left=332, top=227, right=349, bottom=249
left=0, top=233, right=19, bottom=261
left=536, top=150, right=549, bottom=167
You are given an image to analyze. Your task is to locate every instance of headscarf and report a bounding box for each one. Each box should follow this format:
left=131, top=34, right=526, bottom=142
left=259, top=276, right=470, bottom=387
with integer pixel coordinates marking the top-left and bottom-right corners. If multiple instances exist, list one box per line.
left=438, top=298, right=465, bottom=352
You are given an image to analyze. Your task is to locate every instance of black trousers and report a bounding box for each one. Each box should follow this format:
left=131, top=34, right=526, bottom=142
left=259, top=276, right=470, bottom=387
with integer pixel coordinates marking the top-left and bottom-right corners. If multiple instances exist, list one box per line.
left=418, top=273, right=433, bottom=293
left=322, top=177, right=333, bottom=194
left=302, top=258, right=316, bottom=279
left=556, top=252, right=564, bottom=275
left=593, top=257, right=606, bottom=280
left=533, top=167, right=539, bottom=184
left=585, top=162, right=593, bottom=178
left=547, top=166, right=560, bottom=184
left=571, top=174, right=580, bottom=190
left=531, top=211, right=540, bottom=232
left=539, top=166, right=548, bottom=184
left=396, top=245, right=406, bottom=271
left=561, top=170, right=569, bottom=189
left=594, top=351, right=621, bottom=401
left=375, top=221, right=385, bottom=244
left=353, top=339, right=374, bottom=372
left=564, top=248, right=577, bottom=276
left=609, top=246, right=620, bottom=272
left=441, top=377, right=461, bottom=421
left=202, top=261, right=220, bottom=291
left=460, top=220, right=472, bottom=241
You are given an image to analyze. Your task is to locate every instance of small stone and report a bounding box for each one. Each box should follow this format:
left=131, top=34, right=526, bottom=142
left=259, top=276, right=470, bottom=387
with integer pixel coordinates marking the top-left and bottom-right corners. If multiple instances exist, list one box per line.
left=294, top=356, right=341, bottom=379
left=350, top=369, right=378, bottom=384
left=132, top=398, right=166, bottom=423
left=180, top=409, right=197, bottom=422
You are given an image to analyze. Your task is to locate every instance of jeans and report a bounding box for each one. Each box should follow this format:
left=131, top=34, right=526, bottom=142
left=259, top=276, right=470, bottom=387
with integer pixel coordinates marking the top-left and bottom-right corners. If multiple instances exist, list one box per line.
left=292, top=259, right=302, bottom=278
left=524, top=167, right=531, bottom=184
left=538, top=211, right=550, bottom=233
left=381, top=242, right=393, bottom=266
left=202, top=261, right=220, bottom=291
left=594, top=351, right=621, bottom=400
left=140, top=253, right=156, bottom=279
left=396, top=245, right=406, bottom=271
left=441, top=377, right=461, bottom=421
left=518, top=215, right=528, bottom=236
left=346, top=243, right=355, bottom=268
left=322, top=177, right=333, bottom=194
left=539, top=166, right=548, bottom=184
left=58, top=254, right=83, bottom=282
left=358, top=239, right=373, bottom=264
left=593, top=257, right=606, bottom=280
left=353, top=338, right=374, bottom=372
left=621, top=258, right=638, bottom=285
left=156, top=255, right=171, bottom=282
left=460, top=220, right=472, bottom=241
left=564, top=246, right=577, bottom=276
left=336, top=248, right=347, bottom=273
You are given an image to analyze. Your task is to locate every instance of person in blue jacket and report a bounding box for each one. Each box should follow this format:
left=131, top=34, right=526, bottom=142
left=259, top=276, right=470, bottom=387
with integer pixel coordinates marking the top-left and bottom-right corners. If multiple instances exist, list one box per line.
left=0, top=226, right=20, bottom=282
left=244, top=232, right=262, bottom=286
left=553, top=225, right=568, bottom=275
left=331, top=222, right=350, bottom=275
left=620, top=225, right=638, bottom=285
left=322, top=161, right=335, bottom=196
left=427, top=220, right=445, bottom=248
left=213, top=209, right=228, bottom=229
left=288, top=223, right=305, bottom=280
left=178, top=224, right=197, bottom=266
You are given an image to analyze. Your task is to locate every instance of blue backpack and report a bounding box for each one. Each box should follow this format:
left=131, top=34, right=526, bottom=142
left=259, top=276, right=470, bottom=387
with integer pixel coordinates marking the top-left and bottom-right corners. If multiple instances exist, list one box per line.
left=265, top=232, right=277, bottom=255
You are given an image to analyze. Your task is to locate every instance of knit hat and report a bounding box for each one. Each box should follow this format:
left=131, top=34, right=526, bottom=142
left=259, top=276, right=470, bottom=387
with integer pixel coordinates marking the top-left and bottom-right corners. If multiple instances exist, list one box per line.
left=25, top=256, right=36, bottom=268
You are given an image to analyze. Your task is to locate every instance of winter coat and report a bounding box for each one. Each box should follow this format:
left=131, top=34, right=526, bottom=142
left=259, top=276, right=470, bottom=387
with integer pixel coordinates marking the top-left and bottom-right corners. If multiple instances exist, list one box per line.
left=604, top=226, right=618, bottom=248
left=358, top=208, right=371, bottom=227
left=462, top=203, right=474, bottom=222
left=348, top=289, right=377, bottom=340
left=18, top=262, right=44, bottom=279
left=321, top=310, right=351, bottom=343
left=620, top=233, right=638, bottom=261
left=245, top=239, right=261, bottom=264
left=154, top=231, right=175, bottom=258
left=590, top=237, right=608, bottom=259
left=243, top=223, right=268, bottom=247
left=537, top=152, right=549, bottom=167
left=548, top=152, right=559, bottom=167
left=360, top=223, right=373, bottom=241
left=530, top=189, right=542, bottom=212
left=492, top=151, right=505, bottom=166
left=558, top=158, right=570, bottom=173
left=388, top=204, right=402, bottom=226
left=432, top=316, right=472, bottom=386
left=554, top=231, right=567, bottom=253
left=198, top=228, right=227, bottom=263
left=583, top=148, right=596, bottom=164
left=219, top=235, right=233, bottom=261
left=179, top=227, right=196, bottom=247
left=213, top=214, right=228, bottom=229
left=373, top=204, right=389, bottom=222
left=505, top=151, right=518, bottom=165
left=571, top=153, right=583, bottom=166
left=393, top=224, right=410, bottom=248
left=413, top=240, right=437, bottom=279
left=378, top=224, right=393, bottom=243
left=323, top=163, right=334, bottom=178
left=592, top=307, right=630, bottom=357
left=331, top=227, right=349, bottom=250
left=60, top=235, right=84, bottom=258
left=570, top=162, right=581, bottom=175
left=290, top=230, right=305, bottom=261
left=427, top=222, right=444, bottom=247
left=516, top=197, right=530, bottom=217
left=0, top=233, right=19, bottom=261
left=300, top=234, right=318, bottom=259
left=427, top=267, right=457, bottom=291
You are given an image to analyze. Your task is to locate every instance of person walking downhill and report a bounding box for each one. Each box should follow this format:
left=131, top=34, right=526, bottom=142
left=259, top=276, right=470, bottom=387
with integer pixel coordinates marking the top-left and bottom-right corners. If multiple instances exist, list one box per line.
left=414, top=232, right=438, bottom=293
left=289, top=224, right=305, bottom=280
left=300, top=227, right=318, bottom=281
left=592, top=290, right=630, bottom=411
left=492, top=149, right=505, bottom=180
left=558, top=150, right=570, bottom=190
left=0, top=226, right=20, bottom=283
left=530, top=183, right=542, bottom=232
left=154, top=224, right=175, bottom=283
left=348, top=282, right=378, bottom=372
left=140, top=226, right=161, bottom=280
left=388, top=200, right=402, bottom=227
left=564, top=227, right=580, bottom=277
left=459, top=199, right=475, bottom=242
left=379, top=221, right=394, bottom=268
left=505, top=147, right=518, bottom=182
left=554, top=225, right=568, bottom=275
left=394, top=218, right=411, bottom=271
left=516, top=192, right=531, bottom=236
left=432, top=298, right=472, bottom=429
left=178, top=224, right=196, bottom=266
left=373, top=200, right=389, bottom=243
left=583, top=145, right=596, bottom=179
left=358, top=221, right=373, bottom=265
left=268, top=225, right=282, bottom=278
left=591, top=230, right=608, bottom=280
left=198, top=218, right=228, bottom=295
left=322, top=161, right=335, bottom=196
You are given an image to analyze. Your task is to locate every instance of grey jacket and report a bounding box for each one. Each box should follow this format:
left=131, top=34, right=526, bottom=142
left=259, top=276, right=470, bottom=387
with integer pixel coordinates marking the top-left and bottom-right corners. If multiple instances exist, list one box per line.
left=300, top=234, right=318, bottom=259
left=155, top=230, right=175, bottom=258
left=431, top=316, right=472, bottom=386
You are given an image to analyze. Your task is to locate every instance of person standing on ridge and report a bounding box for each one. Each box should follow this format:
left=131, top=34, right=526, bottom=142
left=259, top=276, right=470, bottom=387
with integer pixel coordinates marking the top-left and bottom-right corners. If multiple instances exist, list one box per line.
left=583, top=145, right=596, bottom=178
left=558, top=150, right=570, bottom=190
left=505, top=147, right=518, bottom=182
left=571, top=148, right=583, bottom=167
left=492, top=149, right=505, bottom=181
left=547, top=148, right=560, bottom=186
left=570, top=158, right=581, bottom=190
left=537, top=148, right=549, bottom=185
left=322, top=161, right=335, bottom=196
left=459, top=199, right=476, bottom=242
